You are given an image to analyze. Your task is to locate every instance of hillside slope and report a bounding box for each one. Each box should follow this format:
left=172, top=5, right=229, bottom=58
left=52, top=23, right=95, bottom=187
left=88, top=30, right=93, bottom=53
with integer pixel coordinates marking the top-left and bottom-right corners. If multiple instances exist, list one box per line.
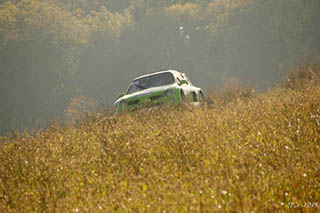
left=0, top=61, right=320, bottom=212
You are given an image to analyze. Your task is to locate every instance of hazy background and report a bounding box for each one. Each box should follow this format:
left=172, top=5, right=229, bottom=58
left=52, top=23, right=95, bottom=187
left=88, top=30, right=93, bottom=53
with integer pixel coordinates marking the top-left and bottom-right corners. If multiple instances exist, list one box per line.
left=1, top=0, right=320, bottom=135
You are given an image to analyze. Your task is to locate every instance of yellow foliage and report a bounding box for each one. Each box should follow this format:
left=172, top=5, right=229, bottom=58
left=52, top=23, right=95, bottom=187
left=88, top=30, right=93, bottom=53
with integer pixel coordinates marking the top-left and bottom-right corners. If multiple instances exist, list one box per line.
left=0, top=2, right=20, bottom=44
left=203, top=0, right=254, bottom=35
left=165, top=3, right=201, bottom=22
left=0, top=0, right=135, bottom=45
left=0, top=60, right=319, bottom=211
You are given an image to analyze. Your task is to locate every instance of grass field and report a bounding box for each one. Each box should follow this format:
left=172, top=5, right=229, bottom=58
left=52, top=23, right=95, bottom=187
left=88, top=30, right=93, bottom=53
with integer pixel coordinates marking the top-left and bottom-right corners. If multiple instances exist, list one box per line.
left=1, top=60, right=320, bottom=212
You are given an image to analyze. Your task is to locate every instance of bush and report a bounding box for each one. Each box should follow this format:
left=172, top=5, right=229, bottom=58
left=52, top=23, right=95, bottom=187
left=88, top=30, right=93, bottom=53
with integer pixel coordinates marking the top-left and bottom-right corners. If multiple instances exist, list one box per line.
left=205, top=77, right=256, bottom=106
left=64, top=96, right=99, bottom=125
left=282, top=58, right=320, bottom=89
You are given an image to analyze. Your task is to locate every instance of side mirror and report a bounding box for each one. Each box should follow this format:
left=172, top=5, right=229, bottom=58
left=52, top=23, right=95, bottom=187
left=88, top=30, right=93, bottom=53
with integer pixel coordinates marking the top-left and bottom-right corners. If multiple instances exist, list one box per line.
left=179, top=80, right=188, bottom=86
left=118, top=93, right=125, bottom=99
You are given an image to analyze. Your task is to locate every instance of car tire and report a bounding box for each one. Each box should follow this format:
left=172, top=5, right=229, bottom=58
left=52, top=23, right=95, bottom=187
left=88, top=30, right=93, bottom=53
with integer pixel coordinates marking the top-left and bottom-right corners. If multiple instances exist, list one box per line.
left=199, top=91, right=204, bottom=102
left=180, top=90, right=186, bottom=102
left=192, top=92, right=197, bottom=102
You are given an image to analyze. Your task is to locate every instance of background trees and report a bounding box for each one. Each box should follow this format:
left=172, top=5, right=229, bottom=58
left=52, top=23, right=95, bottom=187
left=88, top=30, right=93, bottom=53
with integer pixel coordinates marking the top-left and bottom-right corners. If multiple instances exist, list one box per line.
left=1, top=0, right=319, bottom=134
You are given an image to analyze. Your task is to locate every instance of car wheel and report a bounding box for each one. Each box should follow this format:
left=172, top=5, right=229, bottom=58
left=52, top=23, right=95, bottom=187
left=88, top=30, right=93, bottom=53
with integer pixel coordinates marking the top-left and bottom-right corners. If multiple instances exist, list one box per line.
left=192, top=92, right=197, bottom=102
left=180, top=90, right=186, bottom=102
left=199, top=91, right=204, bottom=102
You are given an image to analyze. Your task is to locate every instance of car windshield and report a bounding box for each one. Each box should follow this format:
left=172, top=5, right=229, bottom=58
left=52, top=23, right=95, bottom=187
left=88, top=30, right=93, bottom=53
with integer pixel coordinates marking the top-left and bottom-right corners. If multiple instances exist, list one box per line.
left=127, top=72, right=175, bottom=94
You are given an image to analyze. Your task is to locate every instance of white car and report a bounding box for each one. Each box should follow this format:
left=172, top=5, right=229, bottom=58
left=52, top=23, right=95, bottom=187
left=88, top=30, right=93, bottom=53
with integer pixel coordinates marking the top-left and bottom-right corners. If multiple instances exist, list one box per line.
left=114, top=70, right=204, bottom=112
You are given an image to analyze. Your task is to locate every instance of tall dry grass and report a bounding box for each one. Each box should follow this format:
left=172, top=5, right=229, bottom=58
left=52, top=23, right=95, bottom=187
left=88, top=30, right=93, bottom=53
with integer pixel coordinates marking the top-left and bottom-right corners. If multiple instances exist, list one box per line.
left=0, top=59, right=320, bottom=212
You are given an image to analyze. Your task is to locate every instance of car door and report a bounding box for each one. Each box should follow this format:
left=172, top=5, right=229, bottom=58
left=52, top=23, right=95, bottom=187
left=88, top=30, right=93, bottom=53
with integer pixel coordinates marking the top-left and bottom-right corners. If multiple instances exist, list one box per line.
left=176, top=73, right=195, bottom=102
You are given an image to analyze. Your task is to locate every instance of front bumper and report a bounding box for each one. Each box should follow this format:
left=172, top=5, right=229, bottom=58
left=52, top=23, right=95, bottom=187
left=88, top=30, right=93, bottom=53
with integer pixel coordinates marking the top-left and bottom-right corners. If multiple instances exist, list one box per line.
left=115, top=89, right=180, bottom=113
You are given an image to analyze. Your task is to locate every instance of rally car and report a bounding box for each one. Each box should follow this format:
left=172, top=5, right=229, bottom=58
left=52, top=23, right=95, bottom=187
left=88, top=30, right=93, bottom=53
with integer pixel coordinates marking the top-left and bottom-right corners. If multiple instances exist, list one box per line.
left=114, top=70, right=203, bottom=112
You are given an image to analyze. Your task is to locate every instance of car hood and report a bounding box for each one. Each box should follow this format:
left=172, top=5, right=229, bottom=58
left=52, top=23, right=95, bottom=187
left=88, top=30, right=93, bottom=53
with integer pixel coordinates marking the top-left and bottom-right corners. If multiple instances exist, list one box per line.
left=115, top=84, right=177, bottom=105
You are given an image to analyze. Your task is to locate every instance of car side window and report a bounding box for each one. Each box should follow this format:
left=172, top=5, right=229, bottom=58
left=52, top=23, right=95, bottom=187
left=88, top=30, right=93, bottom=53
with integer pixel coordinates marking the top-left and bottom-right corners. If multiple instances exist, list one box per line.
left=177, top=76, right=189, bottom=86
left=184, top=75, right=192, bottom=85
left=180, top=74, right=189, bottom=85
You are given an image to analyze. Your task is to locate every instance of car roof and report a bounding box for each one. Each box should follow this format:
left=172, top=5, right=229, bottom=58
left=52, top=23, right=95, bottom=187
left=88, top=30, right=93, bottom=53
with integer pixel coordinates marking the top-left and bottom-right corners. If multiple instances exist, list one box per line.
left=133, top=70, right=183, bottom=80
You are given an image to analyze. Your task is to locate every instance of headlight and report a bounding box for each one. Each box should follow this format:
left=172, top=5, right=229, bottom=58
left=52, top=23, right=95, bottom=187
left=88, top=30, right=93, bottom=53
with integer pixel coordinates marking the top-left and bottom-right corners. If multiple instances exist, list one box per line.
left=164, top=89, right=174, bottom=96
left=118, top=100, right=127, bottom=108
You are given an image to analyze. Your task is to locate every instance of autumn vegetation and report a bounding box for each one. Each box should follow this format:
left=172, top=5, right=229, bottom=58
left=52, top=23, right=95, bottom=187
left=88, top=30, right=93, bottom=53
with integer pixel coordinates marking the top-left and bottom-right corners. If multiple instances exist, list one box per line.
left=1, top=0, right=320, bottom=133
left=1, top=1, right=320, bottom=211
left=0, top=58, right=319, bottom=211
